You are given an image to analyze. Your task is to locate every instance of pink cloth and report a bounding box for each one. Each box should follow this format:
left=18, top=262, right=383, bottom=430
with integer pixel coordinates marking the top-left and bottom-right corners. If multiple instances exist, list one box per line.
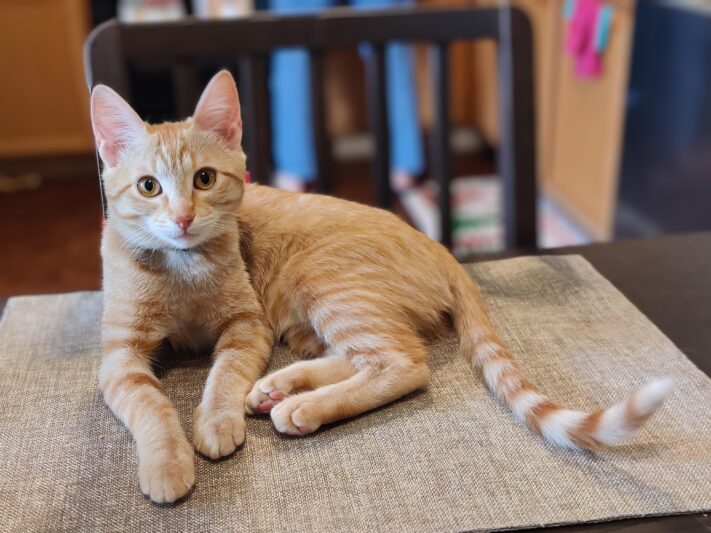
left=565, top=0, right=603, bottom=79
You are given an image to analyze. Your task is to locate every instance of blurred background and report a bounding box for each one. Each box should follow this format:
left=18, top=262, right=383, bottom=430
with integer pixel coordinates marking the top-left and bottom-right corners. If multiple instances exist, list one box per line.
left=2, top=0, right=711, bottom=297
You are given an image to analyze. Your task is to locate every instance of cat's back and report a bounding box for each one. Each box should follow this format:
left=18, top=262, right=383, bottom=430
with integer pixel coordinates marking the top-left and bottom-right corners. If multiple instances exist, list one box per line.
left=240, top=183, right=422, bottom=239
left=238, top=184, right=452, bottom=293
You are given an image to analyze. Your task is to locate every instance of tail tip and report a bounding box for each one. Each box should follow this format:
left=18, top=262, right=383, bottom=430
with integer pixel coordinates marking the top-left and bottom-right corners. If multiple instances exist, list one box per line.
left=637, top=377, right=674, bottom=414
left=590, top=377, right=674, bottom=449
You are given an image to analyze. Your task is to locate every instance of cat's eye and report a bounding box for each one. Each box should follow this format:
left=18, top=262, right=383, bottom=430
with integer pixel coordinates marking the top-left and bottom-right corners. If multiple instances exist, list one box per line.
left=137, top=176, right=162, bottom=197
left=194, top=168, right=217, bottom=190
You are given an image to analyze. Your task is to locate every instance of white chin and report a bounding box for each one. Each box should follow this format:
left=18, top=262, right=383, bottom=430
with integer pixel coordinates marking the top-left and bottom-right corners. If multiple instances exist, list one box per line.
left=166, top=234, right=203, bottom=250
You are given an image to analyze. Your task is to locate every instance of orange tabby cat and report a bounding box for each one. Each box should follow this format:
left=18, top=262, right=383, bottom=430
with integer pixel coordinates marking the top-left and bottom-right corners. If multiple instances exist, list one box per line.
left=91, top=70, right=672, bottom=503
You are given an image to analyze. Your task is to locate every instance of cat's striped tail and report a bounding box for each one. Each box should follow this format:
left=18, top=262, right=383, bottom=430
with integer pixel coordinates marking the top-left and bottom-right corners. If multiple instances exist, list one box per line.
left=448, top=265, right=673, bottom=451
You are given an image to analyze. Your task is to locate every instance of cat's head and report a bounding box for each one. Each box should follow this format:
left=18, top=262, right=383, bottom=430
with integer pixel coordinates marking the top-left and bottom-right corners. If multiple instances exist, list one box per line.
left=90, top=70, right=246, bottom=252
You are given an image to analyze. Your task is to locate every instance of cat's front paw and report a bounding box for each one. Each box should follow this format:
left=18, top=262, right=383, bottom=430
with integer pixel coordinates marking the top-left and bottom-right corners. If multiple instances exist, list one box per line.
left=193, top=404, right=246, bottom=459
left=246, top=382, right=283, bottom=415
left=270, top=395, right=321, bottom=436
left=139, top=441, right=195, bottom=504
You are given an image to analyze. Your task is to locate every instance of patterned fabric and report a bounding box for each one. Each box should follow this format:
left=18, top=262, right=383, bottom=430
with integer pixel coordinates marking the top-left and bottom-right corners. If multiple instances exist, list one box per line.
left=0, top=255, right=709, bottom=532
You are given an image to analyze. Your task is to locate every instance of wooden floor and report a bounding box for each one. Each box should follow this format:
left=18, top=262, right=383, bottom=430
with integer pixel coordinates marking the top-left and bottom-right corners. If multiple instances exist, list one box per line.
left=0, top=178, right=104, bottom=297
left=0, top=155, right=492, bottom=298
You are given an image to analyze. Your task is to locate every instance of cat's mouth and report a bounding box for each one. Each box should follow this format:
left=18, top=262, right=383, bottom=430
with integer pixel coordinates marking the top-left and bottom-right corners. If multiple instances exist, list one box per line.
left=164, top=232, right=213, bottom=253
left=166, top=231, right=204, bottom=250
left=166, top=239, right=202, bottom=252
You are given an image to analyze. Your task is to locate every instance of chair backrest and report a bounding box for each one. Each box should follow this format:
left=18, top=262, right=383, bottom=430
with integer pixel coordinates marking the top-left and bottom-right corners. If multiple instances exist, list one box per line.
left=85, top=6, right=537, bottom=250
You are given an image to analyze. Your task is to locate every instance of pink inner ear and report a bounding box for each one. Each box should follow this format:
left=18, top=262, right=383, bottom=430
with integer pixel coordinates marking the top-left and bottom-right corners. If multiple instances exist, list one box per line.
left=193, top=70, right=243, bottom=149
left=224, top=123, right=240, bottom=144
left=91, top=85, right=146, bottom=167
left=96, top=138, right=117, bottom=167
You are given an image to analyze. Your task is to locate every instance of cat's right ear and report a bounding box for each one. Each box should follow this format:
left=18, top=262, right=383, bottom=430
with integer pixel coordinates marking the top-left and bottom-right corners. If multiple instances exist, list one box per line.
left=90, top=85, right=147, bottom=168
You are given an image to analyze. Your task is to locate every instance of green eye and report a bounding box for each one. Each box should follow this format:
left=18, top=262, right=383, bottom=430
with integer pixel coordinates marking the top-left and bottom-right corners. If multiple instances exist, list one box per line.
left=194, top=168, right=217, bottom=190
left=137, top=176, right=161, bottom=197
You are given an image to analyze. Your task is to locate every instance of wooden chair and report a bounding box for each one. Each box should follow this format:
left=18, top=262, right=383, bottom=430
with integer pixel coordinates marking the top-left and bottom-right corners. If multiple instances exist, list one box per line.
left=85, top=6, right=537, bottom=249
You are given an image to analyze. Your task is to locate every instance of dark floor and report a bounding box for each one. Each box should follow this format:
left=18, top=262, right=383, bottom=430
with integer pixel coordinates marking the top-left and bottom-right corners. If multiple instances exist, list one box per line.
left=0, top=154, right=493, bottom=298
left=0, top=178, right=104, bottom=297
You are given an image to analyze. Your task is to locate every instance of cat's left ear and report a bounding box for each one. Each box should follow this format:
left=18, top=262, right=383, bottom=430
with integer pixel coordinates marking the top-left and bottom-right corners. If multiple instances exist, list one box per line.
left=193, top=69, right=242, bottom=150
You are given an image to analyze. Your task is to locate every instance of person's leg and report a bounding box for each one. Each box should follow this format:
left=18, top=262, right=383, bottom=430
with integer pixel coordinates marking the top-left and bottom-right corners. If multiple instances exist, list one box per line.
left=386, top=42, right=425, bottom=188
left=270, top=48, right=316, bottom=190
left=352, top=0, right=425, bottom=190
left=269, top=0, right=334, bottom=190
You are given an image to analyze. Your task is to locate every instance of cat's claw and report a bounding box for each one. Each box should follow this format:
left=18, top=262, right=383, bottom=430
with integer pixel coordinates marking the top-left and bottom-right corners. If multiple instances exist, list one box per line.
left=193, top=405, right=246, bottom=459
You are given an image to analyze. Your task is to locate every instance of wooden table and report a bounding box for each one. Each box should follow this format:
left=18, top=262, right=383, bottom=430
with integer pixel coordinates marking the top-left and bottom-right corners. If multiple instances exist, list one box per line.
left=1, top=232, right=709, bottom=531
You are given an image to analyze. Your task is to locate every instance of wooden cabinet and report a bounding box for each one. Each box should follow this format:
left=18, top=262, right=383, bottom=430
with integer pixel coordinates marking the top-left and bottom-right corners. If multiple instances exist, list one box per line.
left=544, top=0, right=636, bottom=239
left=0, top=0, right=93, bottom=158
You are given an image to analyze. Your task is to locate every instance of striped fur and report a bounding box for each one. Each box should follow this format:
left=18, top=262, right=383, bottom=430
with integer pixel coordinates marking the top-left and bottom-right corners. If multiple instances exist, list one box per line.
left=448, top=267, right=673, bottom=450
left=92, top=71, right=672, bottom=504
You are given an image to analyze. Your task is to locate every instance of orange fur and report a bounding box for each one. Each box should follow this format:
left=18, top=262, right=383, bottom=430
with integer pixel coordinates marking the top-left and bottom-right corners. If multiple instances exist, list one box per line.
left=92, top=71, right=672, bottom=504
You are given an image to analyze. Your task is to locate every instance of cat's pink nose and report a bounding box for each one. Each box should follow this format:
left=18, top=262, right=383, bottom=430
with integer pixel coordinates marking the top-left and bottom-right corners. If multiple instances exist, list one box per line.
left=174, top=215, right=194, bottom=232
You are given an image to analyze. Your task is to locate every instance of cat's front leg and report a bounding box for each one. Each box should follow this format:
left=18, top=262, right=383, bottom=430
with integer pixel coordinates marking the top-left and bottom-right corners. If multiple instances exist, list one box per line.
left=193, top=309, right=273, bottom=459
left=99, top=325, right=194, bottom=504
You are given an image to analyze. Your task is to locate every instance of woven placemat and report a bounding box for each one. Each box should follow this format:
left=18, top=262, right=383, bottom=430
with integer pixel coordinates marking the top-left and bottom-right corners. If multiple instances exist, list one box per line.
left=1, top=255, right=710, bottom=532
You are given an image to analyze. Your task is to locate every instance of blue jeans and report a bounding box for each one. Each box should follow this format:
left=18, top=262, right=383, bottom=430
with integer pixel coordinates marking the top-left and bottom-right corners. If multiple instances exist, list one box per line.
left=269, top=0, right=424, bottom=182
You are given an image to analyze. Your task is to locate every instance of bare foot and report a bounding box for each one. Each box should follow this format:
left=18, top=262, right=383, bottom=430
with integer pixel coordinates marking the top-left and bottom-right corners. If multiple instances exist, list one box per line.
left=391, top=169, right=416, bottom=192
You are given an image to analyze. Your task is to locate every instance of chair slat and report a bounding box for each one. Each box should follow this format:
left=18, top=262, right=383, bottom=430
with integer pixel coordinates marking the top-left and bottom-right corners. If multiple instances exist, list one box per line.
left=85, top=21, right=131, bottom=98
left=430, top=42, right=452, bottom=249
left=239, top=56, right=271, bottom=185
left=365, top=44, right=391, bottom=209
left=110, top=8, right=502, bottom=60
left=497, top=7, right=538, bottom=249
left=309, top=49, right=331, bottom=194
left=172, top=62, right=200, bottom=119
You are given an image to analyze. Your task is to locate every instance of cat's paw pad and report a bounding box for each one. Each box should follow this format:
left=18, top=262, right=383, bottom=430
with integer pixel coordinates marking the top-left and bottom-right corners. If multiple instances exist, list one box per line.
left=246, top=377, right=291, bottom=415
left=193, top=405, right=246, bottom=459
left=139, top=443, right=195, bottom=504
left=270, top=396, right=321, bottom=436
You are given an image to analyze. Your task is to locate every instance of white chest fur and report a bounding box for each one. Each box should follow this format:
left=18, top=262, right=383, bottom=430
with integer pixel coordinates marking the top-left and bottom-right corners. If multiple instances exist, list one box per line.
left=164, top=249, right=218, bottom=282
